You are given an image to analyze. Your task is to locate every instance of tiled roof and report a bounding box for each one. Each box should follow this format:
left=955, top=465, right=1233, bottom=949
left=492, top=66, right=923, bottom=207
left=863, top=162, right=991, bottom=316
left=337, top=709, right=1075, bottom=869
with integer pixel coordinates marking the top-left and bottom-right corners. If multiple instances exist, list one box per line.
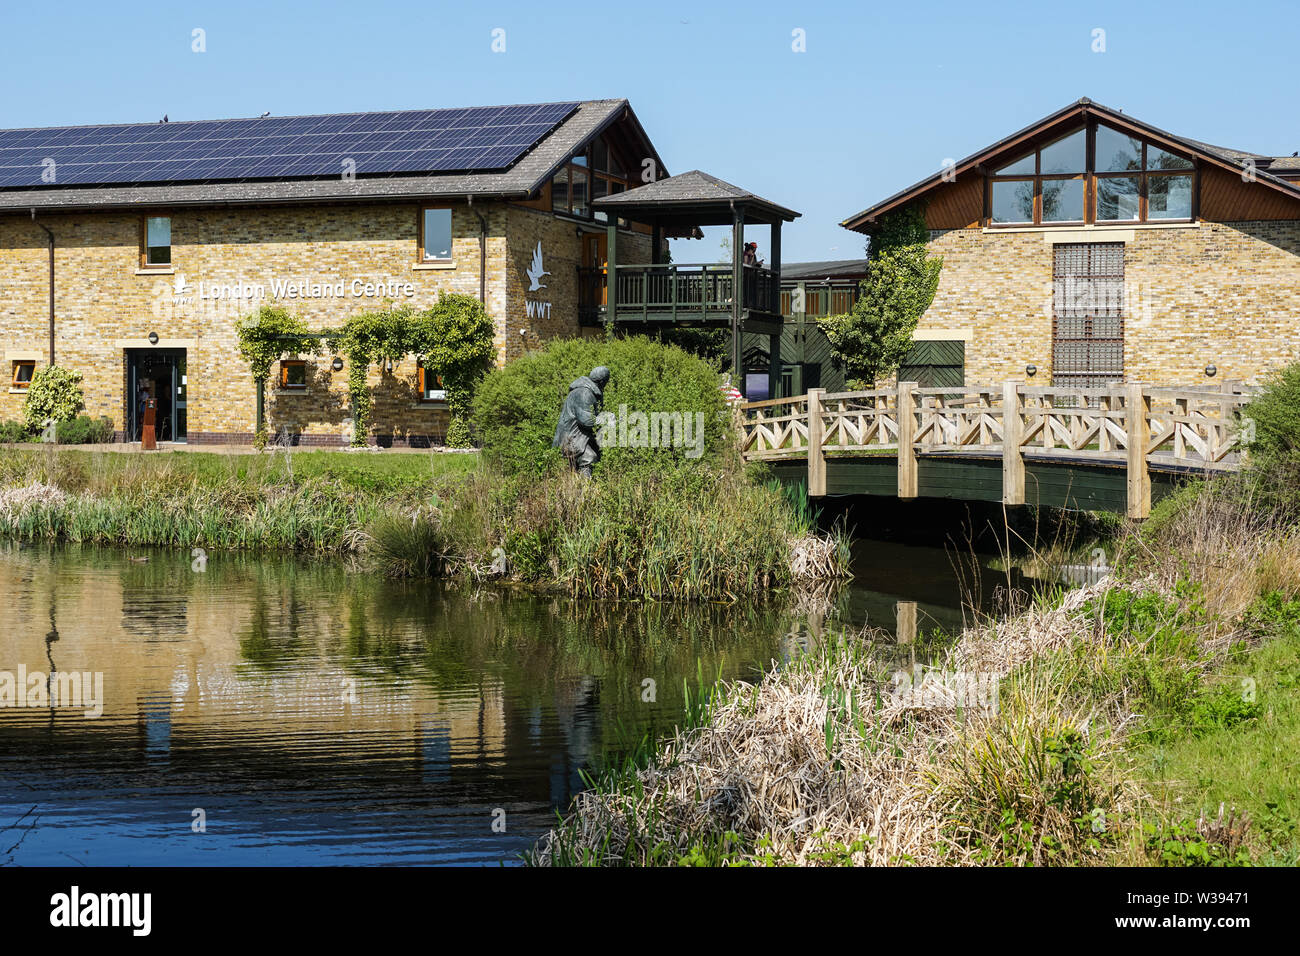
left=595, top=169, right=799, bottom=222
left=781, top=259, right=869, bottom=280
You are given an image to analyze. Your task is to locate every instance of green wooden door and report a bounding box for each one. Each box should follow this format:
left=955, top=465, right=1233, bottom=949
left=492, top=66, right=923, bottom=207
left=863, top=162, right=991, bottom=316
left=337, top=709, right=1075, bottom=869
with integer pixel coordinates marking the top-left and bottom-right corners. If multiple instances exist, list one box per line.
left=899, top=340, right=965, bottom=387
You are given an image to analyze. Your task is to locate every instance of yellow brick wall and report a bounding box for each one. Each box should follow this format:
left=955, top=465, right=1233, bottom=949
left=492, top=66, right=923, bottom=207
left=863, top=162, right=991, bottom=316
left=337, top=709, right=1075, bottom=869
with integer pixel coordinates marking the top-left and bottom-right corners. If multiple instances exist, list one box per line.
left=0, top=201, right=652, bottom=442
left=921, top=220, right=1300, bottom=386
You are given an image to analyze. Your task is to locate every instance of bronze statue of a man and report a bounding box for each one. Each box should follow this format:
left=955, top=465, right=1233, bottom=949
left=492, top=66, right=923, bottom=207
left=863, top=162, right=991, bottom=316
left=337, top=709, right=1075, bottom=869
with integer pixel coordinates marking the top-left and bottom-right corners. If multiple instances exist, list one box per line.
left=552, top=366, right=609, bottom=478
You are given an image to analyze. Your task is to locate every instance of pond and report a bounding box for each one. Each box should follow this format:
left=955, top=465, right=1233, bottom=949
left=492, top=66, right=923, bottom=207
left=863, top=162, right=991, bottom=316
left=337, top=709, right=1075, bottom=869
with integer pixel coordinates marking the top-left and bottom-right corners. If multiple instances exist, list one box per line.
left=0, top=535, right=1006, bottom=866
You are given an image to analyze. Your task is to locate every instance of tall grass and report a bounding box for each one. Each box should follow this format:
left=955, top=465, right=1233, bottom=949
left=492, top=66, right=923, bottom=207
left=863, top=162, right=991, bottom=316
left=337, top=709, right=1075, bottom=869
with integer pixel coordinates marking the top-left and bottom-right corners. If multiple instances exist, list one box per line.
left=0, top=447, right=462, bottom=554
left=386, top=461, right=853, bottom=598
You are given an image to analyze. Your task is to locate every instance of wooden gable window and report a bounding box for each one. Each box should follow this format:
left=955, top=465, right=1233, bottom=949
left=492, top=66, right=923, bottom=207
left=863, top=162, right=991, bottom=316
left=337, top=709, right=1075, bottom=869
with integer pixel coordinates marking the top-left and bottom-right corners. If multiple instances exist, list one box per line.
left=417, top=361, right=446, bottom=403
left=280, top=360, right=307, bottom=390
left=140, top=216, right=172, bottom=268
left=419, top=207, right=453, bottom=262
left=11, top=360, right=35, bottom=389
left=989, top=128, right=1086, bottom=225
left=1094, top=124, right=1194, bottom=223
left=986, top=122, right=1195, bottom=227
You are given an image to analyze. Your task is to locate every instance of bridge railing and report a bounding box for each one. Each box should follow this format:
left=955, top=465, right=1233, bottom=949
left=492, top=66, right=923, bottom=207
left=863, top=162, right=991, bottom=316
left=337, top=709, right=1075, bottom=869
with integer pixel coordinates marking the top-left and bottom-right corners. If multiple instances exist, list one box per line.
left=737, top=380, right=1256, bottom=517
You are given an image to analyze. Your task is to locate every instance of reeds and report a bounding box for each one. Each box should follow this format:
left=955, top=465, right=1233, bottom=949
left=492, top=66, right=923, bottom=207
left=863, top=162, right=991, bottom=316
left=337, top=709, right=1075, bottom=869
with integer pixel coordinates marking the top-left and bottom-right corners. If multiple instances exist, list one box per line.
left=530, top=580, right=1151, bottom=867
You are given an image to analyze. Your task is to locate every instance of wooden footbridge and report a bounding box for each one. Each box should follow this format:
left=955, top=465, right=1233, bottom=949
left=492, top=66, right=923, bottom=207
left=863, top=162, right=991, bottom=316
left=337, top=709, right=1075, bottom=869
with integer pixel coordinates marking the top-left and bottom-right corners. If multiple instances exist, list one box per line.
left=738, top=382, right=1254, bottom=518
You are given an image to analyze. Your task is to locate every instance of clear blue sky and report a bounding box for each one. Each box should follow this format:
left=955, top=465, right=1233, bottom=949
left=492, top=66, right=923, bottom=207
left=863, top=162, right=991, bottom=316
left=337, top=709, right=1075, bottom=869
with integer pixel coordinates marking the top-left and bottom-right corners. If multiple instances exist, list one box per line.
left=3, top=0, right=1296, bottom=263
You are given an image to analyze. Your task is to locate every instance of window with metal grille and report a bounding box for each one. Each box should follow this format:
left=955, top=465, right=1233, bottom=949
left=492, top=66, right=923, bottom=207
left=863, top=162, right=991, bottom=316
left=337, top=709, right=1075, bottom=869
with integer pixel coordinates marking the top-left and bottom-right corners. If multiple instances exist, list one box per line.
left=1052, top=242, right=1123, bottom=388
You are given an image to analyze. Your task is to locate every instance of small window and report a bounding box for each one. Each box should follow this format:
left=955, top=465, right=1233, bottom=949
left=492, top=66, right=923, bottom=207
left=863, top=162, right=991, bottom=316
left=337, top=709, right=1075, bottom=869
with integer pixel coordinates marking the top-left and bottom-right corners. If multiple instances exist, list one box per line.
left=280, top=360, right=307, bottom=390
left=11, top=360, right=35, bottom=389
left=142, top=216, right=171, bottom=267
left=418, top=362, right=446, bottom=402
left=420, top=208, right=452, bottom=262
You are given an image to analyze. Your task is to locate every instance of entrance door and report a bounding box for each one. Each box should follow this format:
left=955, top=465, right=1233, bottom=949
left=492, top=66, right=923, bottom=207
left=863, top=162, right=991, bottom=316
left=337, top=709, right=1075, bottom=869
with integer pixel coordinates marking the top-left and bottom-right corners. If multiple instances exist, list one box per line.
left=126, top=349, right=187, bottom=443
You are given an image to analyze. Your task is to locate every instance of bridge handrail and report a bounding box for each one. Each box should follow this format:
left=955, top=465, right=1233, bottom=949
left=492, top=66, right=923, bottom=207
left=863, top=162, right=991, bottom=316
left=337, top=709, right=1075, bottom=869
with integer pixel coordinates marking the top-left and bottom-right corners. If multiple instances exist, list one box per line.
left=737, top=380, right=1256, bottom=518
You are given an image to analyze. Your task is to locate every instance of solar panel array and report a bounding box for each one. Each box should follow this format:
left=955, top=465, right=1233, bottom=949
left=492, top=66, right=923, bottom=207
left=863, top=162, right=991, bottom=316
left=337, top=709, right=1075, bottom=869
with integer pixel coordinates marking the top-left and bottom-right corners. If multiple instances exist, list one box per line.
left=0, top=102, right=581, bottom=189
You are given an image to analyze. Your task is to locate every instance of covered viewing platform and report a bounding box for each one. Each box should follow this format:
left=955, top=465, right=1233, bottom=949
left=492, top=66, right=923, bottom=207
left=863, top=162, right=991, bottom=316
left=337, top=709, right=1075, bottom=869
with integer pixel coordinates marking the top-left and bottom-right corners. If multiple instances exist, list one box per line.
left=582, top=170, right=800, bottom=398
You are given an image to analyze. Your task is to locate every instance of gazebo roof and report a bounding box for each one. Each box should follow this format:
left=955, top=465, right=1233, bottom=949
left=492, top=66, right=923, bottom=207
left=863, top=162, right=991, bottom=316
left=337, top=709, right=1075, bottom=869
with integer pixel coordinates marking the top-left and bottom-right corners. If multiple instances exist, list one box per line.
left=592, top=170, right=800, bottom=226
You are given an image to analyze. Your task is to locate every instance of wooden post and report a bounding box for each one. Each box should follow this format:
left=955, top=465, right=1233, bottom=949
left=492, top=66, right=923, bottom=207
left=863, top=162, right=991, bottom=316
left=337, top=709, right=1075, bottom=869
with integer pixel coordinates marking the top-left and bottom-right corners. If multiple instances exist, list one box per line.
left=141, top=398, right=157, bottom=451
left=897, top=381, right=918, bottom=499
left=605, top=220, right=618, bottom=328
left=1221, top=379, right=1244, bottom=463
left=256, top=378, right=265, bottom=437
left=769, top=332, right=781, bottom=400
left=1002, top=380, right=1025, bottom=505
left=1126, top=383, right=1151, bottom=519
left=895, top=601, right=918, bottom=645
left=807, top=388, right=826, bottom=497
left=769, top=219, right=782, bottom=400
left=731, top=203, right=746, bottom=398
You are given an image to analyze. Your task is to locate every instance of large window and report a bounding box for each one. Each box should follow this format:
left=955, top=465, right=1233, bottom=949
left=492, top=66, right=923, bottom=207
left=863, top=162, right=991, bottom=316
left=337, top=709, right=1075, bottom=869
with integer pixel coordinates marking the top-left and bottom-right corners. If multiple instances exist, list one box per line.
left=988, top=123, right=1194, bottom=226
left=990, top=129, right=1086, bottom=225
left=419, top=207, right=453, bottom=262
left=551, top=134, right=634, bottom=220
left=141, top=216, right=171, bottom=267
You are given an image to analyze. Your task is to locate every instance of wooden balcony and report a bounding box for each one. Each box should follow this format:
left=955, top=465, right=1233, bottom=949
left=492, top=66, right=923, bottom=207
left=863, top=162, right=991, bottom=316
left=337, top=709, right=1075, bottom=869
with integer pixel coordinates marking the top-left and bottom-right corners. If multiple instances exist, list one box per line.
left=779, top=281, right=859, bottom=318
left=578, top=263, right=781, bottom=332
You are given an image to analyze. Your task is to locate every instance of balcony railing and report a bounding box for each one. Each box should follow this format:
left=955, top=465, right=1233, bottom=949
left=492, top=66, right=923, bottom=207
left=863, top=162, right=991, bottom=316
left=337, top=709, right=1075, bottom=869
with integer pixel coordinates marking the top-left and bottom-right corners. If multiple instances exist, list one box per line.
left=780, top=281, right=860, bottom=318
left=578, top=263, right=780, bottom=323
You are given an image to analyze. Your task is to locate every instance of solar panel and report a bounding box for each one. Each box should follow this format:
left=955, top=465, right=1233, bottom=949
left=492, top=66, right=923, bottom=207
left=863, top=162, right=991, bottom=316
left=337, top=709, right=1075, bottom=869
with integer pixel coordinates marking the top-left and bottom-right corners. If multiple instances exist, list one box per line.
left=0, top=101, right=580, bottom=189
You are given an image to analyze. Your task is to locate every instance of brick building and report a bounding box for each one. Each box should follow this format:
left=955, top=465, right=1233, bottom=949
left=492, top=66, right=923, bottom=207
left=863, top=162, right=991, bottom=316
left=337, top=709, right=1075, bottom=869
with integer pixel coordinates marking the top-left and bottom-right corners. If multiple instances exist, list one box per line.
left=0, top=100, right=660, bottom=444
left=841, top=98, right=1300, bottom=389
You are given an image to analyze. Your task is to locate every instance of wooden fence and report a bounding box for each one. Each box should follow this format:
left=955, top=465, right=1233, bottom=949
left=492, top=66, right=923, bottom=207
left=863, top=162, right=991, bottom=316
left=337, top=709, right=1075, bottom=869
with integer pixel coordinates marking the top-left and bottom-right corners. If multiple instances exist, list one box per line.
left=738, top=381, right=1254, bottom=518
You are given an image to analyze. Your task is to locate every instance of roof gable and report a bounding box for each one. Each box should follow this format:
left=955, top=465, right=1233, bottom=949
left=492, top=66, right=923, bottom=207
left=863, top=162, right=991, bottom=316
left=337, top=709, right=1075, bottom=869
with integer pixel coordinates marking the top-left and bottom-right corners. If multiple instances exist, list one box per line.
left=842, top=98, right=1300, bottom=232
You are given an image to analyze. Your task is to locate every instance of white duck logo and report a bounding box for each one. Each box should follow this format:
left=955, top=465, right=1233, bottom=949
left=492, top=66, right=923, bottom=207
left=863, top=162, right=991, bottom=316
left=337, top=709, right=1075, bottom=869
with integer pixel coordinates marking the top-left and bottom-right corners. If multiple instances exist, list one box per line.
left=526, top=242, right=550, bottom=292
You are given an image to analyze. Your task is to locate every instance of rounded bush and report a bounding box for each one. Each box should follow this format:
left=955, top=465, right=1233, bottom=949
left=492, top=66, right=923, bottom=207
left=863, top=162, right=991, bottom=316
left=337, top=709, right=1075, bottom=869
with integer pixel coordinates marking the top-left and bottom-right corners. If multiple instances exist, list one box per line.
left=22, top=366, right=86, bottom=434
left=472, top=336, right=728, bottom=478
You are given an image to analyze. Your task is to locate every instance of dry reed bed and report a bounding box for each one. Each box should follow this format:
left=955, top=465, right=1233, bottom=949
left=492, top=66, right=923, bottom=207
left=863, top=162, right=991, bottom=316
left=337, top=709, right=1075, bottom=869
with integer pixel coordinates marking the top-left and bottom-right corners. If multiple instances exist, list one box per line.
left=532, top=578, right=1149, bottom=866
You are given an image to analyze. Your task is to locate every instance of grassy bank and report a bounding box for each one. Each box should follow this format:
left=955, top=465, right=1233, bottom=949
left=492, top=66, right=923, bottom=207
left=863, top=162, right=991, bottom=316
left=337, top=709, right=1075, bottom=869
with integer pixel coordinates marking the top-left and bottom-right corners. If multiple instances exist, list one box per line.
left=0, top=447, right=475, bottom=553
left=532, top=388, right=1300, bottom=866
left=0, top=444, right=850, bottom=599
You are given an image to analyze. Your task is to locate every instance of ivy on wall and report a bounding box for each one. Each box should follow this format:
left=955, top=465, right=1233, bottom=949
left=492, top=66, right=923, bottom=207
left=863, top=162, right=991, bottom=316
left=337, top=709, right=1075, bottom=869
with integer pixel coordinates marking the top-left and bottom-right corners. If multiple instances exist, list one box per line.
left=235, top=296, right=495, bottom=448
left=819, top=205, right=943, bottom=389
left=235, top=305, right=321, bottom=446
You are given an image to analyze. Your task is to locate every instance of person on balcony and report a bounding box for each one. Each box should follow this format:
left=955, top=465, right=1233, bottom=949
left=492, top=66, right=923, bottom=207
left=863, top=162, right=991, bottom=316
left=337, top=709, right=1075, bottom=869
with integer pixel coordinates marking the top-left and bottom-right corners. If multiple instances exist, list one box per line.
left=742, top=242, right=758, bottom=266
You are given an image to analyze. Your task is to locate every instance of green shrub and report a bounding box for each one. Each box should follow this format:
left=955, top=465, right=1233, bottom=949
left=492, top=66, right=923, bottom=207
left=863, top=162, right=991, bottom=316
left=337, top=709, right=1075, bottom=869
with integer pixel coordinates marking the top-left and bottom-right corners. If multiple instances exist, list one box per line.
left=1243, top=362, right=1300, bottom=462
left=55, top=415, right=115, bottom=445
left=472, top=336, right=728, bottom=479
left=21, top=365, right=85, bottom=433
left=0, top=421, right=33, bottom=443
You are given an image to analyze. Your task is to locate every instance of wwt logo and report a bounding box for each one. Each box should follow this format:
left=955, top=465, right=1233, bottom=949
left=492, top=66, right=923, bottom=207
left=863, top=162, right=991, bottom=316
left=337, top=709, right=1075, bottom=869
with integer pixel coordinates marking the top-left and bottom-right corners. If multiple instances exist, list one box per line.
left=50, top=886, right=151, bottom=936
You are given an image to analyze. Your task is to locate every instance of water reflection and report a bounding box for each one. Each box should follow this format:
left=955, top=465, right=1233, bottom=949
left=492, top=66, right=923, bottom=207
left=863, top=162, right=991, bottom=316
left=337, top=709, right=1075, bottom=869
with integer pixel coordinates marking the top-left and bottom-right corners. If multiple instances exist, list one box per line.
left=0, top=538, right=981, bottom=866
